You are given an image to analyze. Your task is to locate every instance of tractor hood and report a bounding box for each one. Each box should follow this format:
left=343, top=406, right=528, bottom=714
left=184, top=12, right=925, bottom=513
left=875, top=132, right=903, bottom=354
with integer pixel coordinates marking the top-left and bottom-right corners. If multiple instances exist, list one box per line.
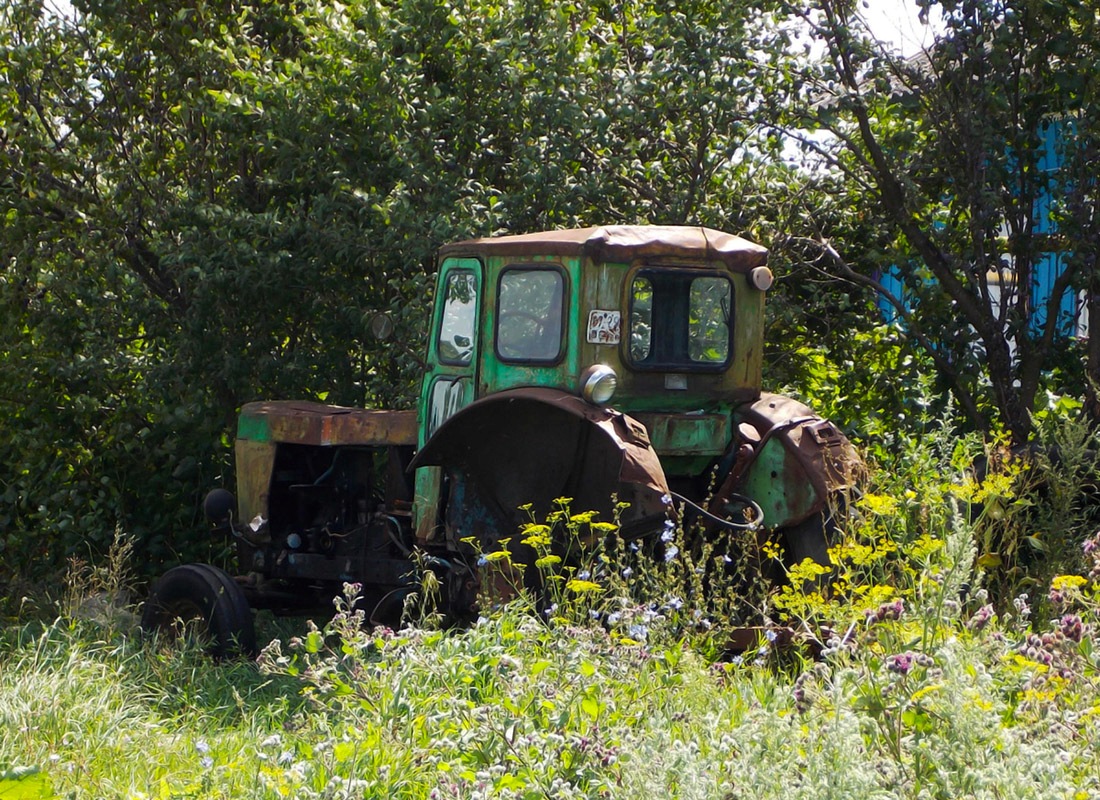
left=411, top=388, right=671, bottom=534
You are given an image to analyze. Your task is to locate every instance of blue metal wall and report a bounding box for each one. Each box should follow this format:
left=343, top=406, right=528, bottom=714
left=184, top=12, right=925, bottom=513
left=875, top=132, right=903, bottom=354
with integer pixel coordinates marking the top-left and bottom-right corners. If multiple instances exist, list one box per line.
left=876, top=118, right=1083, bottom=338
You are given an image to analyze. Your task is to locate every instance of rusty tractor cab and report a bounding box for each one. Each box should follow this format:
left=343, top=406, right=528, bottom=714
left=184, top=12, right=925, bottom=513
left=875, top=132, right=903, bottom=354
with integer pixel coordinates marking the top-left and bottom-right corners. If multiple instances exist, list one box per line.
left=142, top=225, right=861, bottom=656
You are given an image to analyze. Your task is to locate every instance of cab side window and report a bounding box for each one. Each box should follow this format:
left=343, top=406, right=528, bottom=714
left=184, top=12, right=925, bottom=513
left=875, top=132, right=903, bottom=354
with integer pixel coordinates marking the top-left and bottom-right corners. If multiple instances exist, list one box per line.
left=427, top=377, right=469, bottom=437
left=437, top=271, right=477, bottom=365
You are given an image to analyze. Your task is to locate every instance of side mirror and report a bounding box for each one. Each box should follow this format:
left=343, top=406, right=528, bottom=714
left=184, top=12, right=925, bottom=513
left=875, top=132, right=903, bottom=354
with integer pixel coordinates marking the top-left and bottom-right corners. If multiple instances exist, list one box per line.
left=366, top=308, right=428, bottom=370
left=369, top=311, right=395, bottom=341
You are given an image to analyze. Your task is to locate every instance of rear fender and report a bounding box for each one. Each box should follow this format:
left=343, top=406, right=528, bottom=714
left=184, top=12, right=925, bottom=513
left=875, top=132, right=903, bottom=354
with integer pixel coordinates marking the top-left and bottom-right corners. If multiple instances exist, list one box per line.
left=735, top=393, right=863, bottom=530
left=410, top=388, right=671, bottom=550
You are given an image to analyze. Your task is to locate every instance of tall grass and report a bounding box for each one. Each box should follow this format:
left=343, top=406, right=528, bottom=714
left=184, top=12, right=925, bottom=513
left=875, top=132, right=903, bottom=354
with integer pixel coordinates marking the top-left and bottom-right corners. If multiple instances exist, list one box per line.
left=2, top=415, right=1100, bottom=798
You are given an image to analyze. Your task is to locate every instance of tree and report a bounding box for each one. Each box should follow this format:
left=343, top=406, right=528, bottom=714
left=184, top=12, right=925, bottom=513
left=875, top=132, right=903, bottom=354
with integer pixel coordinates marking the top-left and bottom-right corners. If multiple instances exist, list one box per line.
left=2, top=0, right=814, bottom=581
left=770, top=0, right=1100, bottom=445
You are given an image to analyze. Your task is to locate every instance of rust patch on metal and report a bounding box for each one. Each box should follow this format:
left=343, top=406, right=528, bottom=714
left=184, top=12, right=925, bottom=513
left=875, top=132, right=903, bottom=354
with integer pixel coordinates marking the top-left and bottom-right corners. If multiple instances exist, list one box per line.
left=440, top=225, right=768, bottom=273
left=634, top=412, right=730, bottom=457
left=240, top=401, right=417, bottom=447
left=734, top=393, right=864, bottom=526
left=743, top=394, right=863, bottom=493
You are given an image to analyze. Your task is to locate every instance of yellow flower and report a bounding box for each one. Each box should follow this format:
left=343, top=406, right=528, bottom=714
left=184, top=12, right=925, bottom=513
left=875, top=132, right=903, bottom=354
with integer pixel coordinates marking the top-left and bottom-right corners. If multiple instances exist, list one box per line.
left=761, top=540, right=783, bottom=561
left=858, top=493, right=899, bottom=515
left=1051, top=574, right=1087, bottom=591
left=907, top=534, right=944, bottom=560
left=565, top=579, right=603, bottom=594
left=521, top=524, right=552, bottom=547
left=861, top=584, right=896, bottom=606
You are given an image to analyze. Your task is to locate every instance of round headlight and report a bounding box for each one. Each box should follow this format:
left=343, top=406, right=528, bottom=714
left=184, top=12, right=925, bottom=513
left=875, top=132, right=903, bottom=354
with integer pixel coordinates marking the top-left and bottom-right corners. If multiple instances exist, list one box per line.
left=750, top=266, right=774, bottom=291
left=580, top=364, right=618, bottom=405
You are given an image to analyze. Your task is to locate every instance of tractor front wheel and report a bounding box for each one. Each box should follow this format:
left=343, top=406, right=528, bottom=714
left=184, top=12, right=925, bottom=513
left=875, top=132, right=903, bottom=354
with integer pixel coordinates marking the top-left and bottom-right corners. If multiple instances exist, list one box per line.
left=141, top=563, right=256, bottom=658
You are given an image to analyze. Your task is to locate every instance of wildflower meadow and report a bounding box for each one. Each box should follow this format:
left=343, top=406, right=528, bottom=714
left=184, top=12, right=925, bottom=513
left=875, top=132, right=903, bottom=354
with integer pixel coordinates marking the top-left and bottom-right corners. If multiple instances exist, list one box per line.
left=3, top=418, right=1100, bottom=799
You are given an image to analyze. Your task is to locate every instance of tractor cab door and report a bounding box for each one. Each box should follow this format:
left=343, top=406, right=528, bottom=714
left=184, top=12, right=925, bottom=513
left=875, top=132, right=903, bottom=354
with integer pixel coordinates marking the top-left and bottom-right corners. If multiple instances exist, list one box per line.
left=477, top=260, right=576, bottom=395
left=414, top=257, right=482, bottom=541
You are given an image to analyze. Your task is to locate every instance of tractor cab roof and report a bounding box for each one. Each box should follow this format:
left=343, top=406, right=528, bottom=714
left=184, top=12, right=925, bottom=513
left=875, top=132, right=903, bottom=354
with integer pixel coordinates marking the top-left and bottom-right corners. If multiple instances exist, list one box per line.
left=438, top=225, right=768, bottom=273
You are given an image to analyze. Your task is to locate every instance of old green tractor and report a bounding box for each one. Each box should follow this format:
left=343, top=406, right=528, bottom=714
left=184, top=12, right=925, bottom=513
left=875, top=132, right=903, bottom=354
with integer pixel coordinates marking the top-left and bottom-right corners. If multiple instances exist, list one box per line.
left=141, top=225, right=861, bottom=656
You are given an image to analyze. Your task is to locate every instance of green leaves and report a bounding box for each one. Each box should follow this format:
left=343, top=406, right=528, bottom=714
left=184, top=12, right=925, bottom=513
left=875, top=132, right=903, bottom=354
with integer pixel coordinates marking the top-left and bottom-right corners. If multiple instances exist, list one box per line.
left=768, top=0, right=1100, bottom=444
left=2, top=0, right=800, bottom=583
left=0, top=766, right=55, bottom=800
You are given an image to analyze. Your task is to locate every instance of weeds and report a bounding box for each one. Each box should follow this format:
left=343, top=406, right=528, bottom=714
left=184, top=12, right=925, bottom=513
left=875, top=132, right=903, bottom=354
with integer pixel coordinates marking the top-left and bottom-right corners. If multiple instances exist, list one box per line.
left=3, top=413, right=1100, bottom=797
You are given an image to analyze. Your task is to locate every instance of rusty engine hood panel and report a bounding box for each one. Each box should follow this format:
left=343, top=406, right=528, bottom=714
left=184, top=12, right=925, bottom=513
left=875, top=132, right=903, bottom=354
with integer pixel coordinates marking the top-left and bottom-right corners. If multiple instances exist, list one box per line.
left=411, top=387, right=670, bottom=531
left=237, top=401, right=417, bottom=447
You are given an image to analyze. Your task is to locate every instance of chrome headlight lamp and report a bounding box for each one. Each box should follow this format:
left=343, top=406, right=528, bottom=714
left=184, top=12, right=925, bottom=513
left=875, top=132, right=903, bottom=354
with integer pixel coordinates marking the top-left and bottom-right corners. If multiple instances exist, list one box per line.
left=579, top=364, right=618, bottom=405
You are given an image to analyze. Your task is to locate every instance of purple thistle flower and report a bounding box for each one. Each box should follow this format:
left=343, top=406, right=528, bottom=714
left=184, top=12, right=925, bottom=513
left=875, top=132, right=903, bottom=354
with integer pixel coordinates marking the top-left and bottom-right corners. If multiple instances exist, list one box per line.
left=967, top=604, right=994, bottom=632
left=1061, top=614, right=1084, bottom=643
left=886, top=652, right=914, bottom=675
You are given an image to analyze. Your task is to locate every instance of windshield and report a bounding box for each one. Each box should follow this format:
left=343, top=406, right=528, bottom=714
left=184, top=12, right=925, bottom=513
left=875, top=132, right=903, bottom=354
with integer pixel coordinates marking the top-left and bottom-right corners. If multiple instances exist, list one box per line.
left=496, top=267, right=565, bottom=362
left=628, top=270, right=732, bottom=370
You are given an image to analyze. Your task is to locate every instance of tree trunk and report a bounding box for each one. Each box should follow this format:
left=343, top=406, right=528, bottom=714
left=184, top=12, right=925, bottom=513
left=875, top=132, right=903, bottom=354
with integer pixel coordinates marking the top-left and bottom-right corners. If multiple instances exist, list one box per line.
left=1085, top=288, right=1100, bottom=426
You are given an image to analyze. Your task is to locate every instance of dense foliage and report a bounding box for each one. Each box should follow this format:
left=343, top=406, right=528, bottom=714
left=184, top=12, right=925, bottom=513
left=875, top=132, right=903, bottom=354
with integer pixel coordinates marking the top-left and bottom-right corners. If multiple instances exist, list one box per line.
left=770, top=0, right=1100, bottom=443
left=1, top=0, right=825, bottom=582
left=2, top=0, right=1098, bottom=589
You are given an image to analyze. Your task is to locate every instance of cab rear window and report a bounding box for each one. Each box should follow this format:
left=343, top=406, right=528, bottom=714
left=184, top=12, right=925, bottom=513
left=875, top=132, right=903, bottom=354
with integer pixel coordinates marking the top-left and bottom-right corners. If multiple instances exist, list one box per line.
left=629, top=271, right=732, bottom=369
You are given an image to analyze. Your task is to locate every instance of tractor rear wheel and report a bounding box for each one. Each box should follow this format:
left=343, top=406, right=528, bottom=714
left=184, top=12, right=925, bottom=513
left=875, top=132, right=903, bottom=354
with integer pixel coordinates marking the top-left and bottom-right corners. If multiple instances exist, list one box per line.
left=141, top=563, right=256, bottom=658
left=781, top=512, right=834, bottom=568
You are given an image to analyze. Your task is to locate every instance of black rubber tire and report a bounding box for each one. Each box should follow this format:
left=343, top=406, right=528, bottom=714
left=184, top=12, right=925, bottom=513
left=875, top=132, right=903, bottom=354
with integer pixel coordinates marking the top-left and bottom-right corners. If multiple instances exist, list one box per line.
left=781, top=512, right=834, bottom=569
left=141, top=563, right=257, bottom=658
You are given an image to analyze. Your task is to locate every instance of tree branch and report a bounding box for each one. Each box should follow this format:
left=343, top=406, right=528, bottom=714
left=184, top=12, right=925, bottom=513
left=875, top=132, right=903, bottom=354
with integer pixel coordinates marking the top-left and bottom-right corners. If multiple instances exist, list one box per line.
left=796, top=234, right=987, bottom=430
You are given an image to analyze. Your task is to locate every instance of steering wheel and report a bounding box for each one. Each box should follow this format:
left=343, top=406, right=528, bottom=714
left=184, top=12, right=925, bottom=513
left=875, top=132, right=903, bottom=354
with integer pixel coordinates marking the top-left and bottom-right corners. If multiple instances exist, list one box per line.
left=498, top=311, right=548, bottom=358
